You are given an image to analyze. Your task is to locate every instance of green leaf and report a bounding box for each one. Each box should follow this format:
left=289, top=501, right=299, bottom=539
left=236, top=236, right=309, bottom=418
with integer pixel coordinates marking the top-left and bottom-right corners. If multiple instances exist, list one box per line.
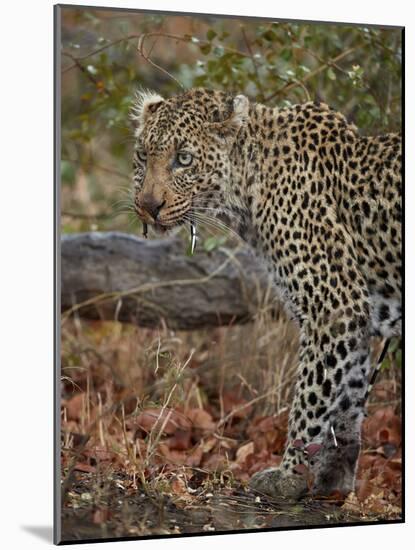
left=262, top=29, right=277, bottom=42
left=203, top=235, right=227, bottom=252
left=389, top=338, right=401, bottom=353
left=193, top=75, right=208, bottom=87
left=381, top=357, right=391, bottom=370
left=200, top=43, right=211, bottom=55
left=213, top=45, right=225, bottom=57
left=61, top=160, right=76, bottom=186
left=395, top=349, right=402, bottom=369
left=207, top=59, right=218, bottom=72
left=280, top=48, right=292, bottom=61
left=206, top=29, right=217, bottom=41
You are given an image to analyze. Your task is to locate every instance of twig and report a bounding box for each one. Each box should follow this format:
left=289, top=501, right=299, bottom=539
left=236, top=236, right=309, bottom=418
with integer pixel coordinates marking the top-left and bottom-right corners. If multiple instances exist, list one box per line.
left=62, top=51, right=111, bottom=96
left=264, top=47, right=357, bottom=103
left=145, top=349, right=195, bottom=465
left=62, top=31, right=251, bottom=75
left=137, top=34, right=185, bottom=90
left=241, top=26, right=264, bottom=100
left=135, top=31, right=251, bottom=60
left=62, top=34, right=142, bottom=73
left=293, top=78, right=311, bottom=101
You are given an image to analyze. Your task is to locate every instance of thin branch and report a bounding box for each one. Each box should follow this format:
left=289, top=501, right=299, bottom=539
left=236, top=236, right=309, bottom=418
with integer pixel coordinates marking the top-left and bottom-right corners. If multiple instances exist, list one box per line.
left=293, top=78, right=311, bottom=102
left=62, top=31, right=251, bottom=74
left=302, top=47, right=353, bottom=77
left=137, top=34, right=185, bottom=90
left=241, top=27, right=264, bottom=99
left=62, top=30, right=256, bottom=94
left=62, top=34, right=142, bottom=73
left=62, top=52, right=111, bottom=96
left=264, top=47, right=357, bottom=103
left=135, top=31, right=251, bottom=59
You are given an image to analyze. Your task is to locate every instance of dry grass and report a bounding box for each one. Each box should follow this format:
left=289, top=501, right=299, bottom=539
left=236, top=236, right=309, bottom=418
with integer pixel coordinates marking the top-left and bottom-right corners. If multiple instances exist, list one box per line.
left=61, top=308, right=299, bottom=472
left=60, top=311, right=402, bottom=540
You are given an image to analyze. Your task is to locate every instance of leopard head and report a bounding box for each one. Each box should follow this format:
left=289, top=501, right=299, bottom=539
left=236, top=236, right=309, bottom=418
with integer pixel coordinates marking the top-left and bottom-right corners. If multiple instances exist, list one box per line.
left=131, top=88, right=249, bottom=233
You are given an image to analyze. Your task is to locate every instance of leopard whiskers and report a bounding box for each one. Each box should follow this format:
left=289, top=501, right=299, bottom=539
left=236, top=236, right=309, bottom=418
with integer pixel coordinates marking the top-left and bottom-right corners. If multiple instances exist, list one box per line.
left=111, top=186, right=136, bottom=217
left=191, top=208, right=241, bottom=232
left=190, top=202, right=239, bottom=226
left=185, top=210, right=243, bottom=243
left=190, top=197, right=238, bottom=221
left=111, top=199, right=135, bottom=210
left=191, top=205, right=237, bottom=220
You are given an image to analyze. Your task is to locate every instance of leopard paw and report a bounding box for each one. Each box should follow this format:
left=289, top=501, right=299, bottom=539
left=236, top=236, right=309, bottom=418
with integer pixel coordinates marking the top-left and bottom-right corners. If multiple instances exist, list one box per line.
left=249, top=467, right=308, bottom=500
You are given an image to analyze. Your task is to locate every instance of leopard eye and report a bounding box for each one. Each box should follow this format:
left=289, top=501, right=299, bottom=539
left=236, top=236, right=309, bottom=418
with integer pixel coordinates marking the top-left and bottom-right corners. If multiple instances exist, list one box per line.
left=137, top=149, right=147, bottom=163
left=176, top=151, right=193, bottom=167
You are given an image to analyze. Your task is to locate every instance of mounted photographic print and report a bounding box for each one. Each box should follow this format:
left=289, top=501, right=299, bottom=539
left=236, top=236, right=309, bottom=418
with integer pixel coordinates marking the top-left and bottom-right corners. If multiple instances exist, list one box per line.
left=55, top=3, right=404, bottom=544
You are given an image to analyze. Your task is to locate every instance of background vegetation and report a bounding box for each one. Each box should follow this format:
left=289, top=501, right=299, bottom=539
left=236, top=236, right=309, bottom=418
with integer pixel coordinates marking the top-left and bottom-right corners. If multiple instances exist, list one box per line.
left=60, top=7, right=402, bottom=541
left=61, top=7, right=401, bottom=235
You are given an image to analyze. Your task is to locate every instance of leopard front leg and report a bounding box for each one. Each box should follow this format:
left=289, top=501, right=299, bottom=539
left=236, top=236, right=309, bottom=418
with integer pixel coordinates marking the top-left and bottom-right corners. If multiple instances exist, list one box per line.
left=250, top=282, right=372, bottom=500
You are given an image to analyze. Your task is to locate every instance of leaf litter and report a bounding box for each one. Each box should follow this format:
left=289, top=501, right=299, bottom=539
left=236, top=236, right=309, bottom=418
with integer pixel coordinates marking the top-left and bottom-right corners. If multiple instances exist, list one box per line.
left=61, top=319, right=402, bottom=541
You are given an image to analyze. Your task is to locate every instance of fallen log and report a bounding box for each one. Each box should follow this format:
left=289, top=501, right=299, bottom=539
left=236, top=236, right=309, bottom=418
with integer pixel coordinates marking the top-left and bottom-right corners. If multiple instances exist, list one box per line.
left=61, top=232, right=279, bottom=330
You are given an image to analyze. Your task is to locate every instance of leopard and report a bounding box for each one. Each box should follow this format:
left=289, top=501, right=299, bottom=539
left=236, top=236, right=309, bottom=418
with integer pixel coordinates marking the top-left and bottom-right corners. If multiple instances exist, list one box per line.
left=130, top=87, right=402, bottom=500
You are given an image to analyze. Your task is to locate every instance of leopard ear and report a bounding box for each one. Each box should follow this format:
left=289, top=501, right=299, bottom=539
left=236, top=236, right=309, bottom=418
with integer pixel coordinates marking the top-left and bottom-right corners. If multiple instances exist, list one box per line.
left=131, top=89, right=164, bottom=133
left=209, top=94, right=250, bottom=143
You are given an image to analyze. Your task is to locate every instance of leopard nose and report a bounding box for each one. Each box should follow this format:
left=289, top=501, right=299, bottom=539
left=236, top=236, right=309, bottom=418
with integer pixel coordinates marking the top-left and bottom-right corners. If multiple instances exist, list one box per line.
left=141, top=195, right=166, bottom=221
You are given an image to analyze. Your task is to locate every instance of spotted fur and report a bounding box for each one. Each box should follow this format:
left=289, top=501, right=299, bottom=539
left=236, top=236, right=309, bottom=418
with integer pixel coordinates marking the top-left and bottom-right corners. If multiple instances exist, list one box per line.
left=131, top=88, right=401, bottom=499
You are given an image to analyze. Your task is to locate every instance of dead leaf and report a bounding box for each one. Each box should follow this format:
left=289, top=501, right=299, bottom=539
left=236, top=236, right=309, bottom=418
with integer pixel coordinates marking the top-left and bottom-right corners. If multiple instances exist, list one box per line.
left=74, top=462, right=96, bottom=473
left=158, top=443, right=187, bottom=464
left=201, top=437, right=217, bottom=453
left=167, top=429, right=192, bottom=451
left=356, top=478, right=375, bottom=501
left=236, top=441, right=254, bottom=464
left=187, top=408, right=216, bottom=430
left=171, top=477, right=188, bottom=497
left=222, top=391, right=252, bottom=419
left=128, top=408, right=191, bottom=435
left=83, top=446, right=113, bottom=462
left=185, top=445, right=204, bottom=467
left=342, top=492, right=361, bottom=513
left=202, top=453, right=227, bottom=470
